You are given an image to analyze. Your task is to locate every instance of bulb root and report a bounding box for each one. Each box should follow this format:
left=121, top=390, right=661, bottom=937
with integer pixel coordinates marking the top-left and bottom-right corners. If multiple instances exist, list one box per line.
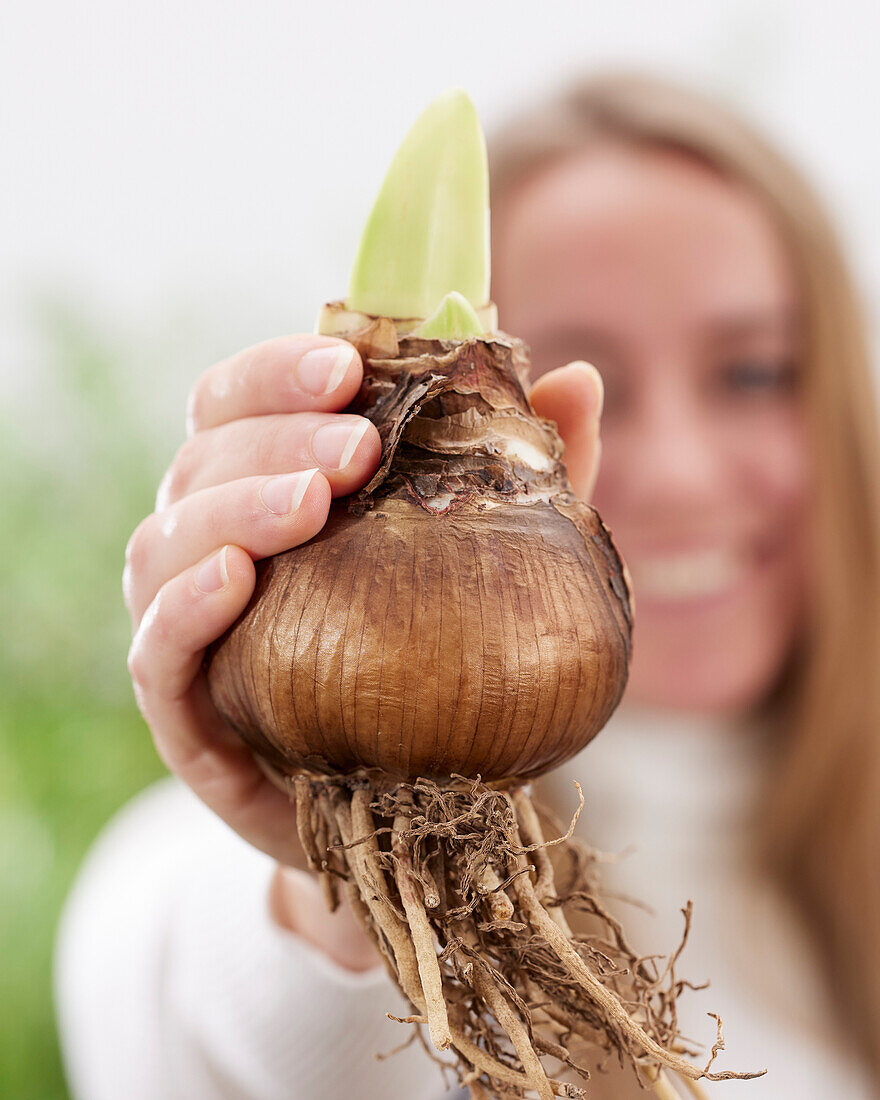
left=392, top=812, right=452, bottom=1051
left=291, top=773, right=762, bottom=1098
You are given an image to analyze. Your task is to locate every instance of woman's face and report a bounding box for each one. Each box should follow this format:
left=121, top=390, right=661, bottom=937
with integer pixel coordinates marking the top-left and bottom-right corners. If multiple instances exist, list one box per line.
left=494, top=145, right=811, bottom=714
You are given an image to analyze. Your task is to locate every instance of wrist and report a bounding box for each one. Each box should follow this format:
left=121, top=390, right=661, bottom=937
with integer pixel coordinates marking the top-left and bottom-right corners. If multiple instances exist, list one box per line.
left=269, top=864, right=380, bottom=973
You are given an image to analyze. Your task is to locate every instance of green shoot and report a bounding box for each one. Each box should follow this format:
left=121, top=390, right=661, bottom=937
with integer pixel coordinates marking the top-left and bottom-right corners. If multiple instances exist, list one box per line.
left=413, top=291, right=484, bottom=340
left=346, top=88, right=490, bottom=319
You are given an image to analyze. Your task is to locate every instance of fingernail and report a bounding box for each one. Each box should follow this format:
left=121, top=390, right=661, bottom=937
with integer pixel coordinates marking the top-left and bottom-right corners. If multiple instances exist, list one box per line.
left=260, top=469, right=318, bottom=515
left=311, top=419, right=370, bottom=470
left=196, top=546, right=229, bottom=593
left=295, top=345, right=355, bottom=396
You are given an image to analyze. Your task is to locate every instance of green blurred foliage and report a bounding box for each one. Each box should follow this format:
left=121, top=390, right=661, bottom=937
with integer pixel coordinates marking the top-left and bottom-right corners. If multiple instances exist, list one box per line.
left=0, top=303, right=172, bottom=1099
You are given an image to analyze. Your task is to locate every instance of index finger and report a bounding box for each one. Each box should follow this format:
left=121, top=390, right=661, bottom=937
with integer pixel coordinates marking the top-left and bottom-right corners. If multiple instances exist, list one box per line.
left=187, top=335, right=363, bottom=434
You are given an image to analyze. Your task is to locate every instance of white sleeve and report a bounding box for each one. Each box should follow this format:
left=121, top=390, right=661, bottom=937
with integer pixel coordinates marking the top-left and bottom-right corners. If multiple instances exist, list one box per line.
left=55, top=777, right=454, bottom=1100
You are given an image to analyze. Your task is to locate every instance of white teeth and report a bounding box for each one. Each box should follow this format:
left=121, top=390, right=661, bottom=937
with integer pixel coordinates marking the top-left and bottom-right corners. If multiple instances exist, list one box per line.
left=632, top=550, right=740, bottom=601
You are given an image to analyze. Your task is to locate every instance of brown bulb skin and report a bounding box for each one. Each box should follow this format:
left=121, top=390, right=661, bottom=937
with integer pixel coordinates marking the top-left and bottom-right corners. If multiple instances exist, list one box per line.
left=206, top=330, right=632, bottom=784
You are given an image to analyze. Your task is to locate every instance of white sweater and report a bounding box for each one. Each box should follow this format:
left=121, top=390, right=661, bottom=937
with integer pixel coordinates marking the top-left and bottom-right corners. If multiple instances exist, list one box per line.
left=55, top=707, right=873, bottom=1099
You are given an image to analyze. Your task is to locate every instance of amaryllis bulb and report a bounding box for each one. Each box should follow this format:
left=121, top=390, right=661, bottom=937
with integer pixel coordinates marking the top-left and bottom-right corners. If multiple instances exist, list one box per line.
left=206, top=324, right=632, bottom=783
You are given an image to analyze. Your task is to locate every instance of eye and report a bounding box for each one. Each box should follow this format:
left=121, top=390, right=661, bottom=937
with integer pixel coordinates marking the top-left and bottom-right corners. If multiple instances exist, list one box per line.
left=719, top=358, right=799, bottom=397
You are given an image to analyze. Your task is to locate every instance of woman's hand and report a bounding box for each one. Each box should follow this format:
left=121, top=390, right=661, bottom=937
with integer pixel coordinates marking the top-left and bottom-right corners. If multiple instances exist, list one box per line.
left=124, top=335, right=381, bottom=872
left=123, top=343, right=600, bottom=970
left=529, top=360, right=604, bottom=501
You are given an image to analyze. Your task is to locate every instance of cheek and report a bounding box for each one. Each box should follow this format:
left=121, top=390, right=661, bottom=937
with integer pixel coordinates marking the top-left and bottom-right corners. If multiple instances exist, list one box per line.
left=743, top=409, right=812, bottom=515
left=735, top=413, right=813, bottom=608
left=747, top=413, right=813, bottom=630
left=601, top=410, right=813, bottom=713
left=595, top=407, right=812, bottom=534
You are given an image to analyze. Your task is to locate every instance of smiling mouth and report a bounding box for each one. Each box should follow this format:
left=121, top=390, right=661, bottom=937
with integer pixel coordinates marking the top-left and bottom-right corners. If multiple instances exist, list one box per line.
left=630, top=549, right=744, bottom=602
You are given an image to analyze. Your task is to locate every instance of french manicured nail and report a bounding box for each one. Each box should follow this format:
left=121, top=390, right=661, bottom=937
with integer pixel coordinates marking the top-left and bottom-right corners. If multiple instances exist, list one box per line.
left=260, top=469, right=318, bottom=515
left=296, top=345, right=355, bottom=396
left=311, top=419, right=370, bottom=469
left=196, top=546, right=229, bottom=593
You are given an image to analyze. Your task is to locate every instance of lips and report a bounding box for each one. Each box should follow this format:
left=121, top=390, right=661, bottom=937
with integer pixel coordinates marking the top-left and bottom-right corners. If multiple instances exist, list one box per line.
left=629, top=548, right=743, bottom=602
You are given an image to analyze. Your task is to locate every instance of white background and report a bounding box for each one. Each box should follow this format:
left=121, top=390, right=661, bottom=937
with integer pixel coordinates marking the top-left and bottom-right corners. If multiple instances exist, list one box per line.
left=2, top=0, right=879, bottom=416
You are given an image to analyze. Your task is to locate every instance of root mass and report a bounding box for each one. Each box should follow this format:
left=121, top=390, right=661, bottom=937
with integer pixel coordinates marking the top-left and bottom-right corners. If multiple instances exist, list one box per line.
left=292, top=771, right=764, bottom=1098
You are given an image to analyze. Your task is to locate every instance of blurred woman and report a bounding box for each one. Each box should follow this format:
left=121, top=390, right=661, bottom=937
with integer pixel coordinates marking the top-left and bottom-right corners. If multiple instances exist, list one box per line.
left=56, top=75, right=880, bottom=1099
left=491, top=75, right=880, bottom=1097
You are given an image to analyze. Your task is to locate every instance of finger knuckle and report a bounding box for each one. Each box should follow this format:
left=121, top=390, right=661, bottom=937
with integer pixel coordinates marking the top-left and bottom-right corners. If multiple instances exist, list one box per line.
left=130, top=588, right=175, bottom=678
left=200, top=494, right=238, bottom=545
left=254, top=418, right=288, bottom=473
left=146, top=589, right=175, bottom=648
left=236, top=346, right=265, bottom=393
left=126, top=637, right=152, bottom=693
left=159, top=437, right=199, bottom=506
left=186, top=371, right=214, bottom=434
left=124, top=515, right=154, bottom=577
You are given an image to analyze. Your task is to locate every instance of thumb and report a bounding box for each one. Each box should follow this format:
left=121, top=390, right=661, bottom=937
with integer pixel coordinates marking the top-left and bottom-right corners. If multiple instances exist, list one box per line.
left=529, top=361, right=604, bottom=501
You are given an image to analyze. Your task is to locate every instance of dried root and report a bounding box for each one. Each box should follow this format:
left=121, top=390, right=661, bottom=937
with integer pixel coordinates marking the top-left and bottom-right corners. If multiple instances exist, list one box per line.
left=293, top=772, right=762, bottom=1098
left=392, top=810, right=452, bottom=1051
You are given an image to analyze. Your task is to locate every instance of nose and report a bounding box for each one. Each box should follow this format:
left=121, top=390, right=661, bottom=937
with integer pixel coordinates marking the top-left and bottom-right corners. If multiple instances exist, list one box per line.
left=620, top=370, right=725, bottom=512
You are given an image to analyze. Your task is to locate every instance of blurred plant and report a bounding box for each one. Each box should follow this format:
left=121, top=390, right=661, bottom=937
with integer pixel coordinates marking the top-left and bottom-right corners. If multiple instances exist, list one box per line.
left=0, top=300, right=175, bottom=1099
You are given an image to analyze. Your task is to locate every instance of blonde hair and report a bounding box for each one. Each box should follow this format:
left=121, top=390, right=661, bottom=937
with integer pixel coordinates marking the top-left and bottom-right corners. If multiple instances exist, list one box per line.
left=489, top=73, right=880, bottom=1072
